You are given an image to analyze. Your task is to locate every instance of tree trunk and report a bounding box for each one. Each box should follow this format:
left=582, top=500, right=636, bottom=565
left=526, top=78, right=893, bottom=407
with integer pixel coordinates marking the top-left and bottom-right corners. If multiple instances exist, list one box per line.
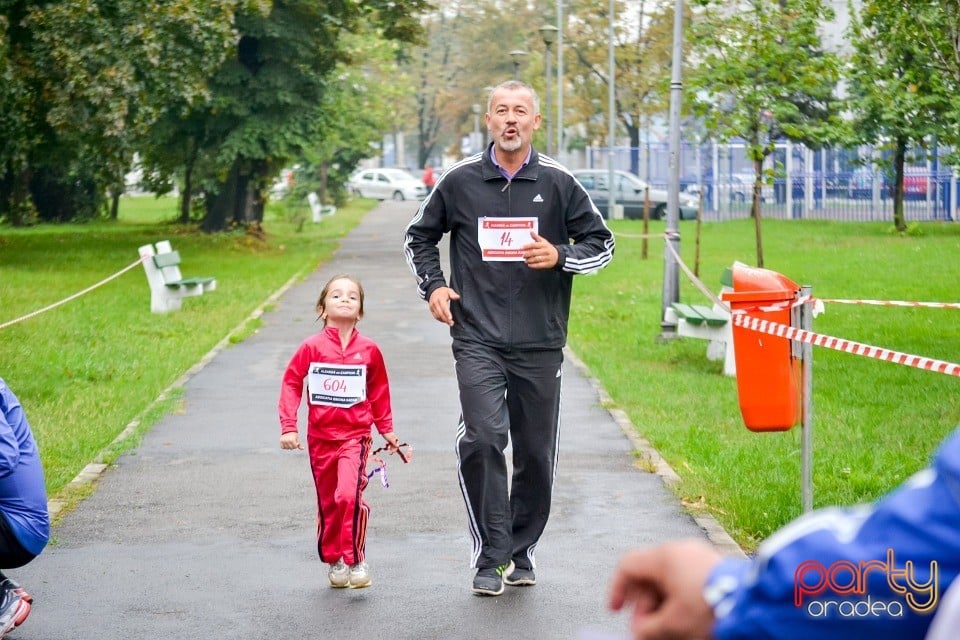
left=110, top=189, right=120, bottom=220
left=245, top=159, right=268, bottom=226
left=202, top=163, right=239, bottom=232
left=203, top=159, right=269, bottom=232
left=9, top=167, right=35, bottom=227
left=231, top=170, right=251, bottom=227
left=180, top=149, right=195, bottom=224
left=319, top=163, right=329, bottom=204
left=753, top=156, right=765, bottom=268
left=628, top=123, right=640, bottom=176
left=892, top=137, right=907, bottom=232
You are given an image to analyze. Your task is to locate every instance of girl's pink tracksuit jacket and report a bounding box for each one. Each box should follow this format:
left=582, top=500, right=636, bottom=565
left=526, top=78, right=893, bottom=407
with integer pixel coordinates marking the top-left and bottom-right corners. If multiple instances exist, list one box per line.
left=279, top=325, right=394, bottom=565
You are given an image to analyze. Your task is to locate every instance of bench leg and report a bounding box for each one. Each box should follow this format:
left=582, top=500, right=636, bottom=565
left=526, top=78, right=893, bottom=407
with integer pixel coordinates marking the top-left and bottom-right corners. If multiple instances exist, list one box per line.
left=151, top=290, right=183, bottom=314
left=704, top=327, right=736, bottom=377
left=722, top=341, right=737, bottom=377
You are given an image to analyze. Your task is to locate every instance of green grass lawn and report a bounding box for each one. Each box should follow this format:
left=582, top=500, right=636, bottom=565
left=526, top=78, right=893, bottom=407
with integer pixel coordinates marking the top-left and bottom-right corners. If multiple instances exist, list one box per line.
left=2, top=200, right=959, bottom=549
left=569, top=217, right=960, bottom=549
left=0, top=194, right=374, bottom=506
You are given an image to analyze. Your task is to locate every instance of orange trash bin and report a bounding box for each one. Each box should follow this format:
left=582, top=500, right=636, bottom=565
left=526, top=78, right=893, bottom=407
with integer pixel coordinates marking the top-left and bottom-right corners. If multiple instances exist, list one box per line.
left=721, top=263, right=802, bottom=432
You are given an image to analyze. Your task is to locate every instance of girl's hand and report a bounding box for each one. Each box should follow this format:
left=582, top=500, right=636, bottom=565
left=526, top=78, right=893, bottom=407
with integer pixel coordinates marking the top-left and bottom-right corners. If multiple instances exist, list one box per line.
left=281, top=432, right=304, bottom=450
left=382, top=433, right=412, bottom=462
left=382, top=432, right=400, bottom=451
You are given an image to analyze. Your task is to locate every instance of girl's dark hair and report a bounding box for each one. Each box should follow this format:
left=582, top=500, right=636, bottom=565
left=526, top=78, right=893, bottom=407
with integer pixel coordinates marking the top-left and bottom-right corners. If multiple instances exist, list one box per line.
left=316, top=274, right=365, bottom=325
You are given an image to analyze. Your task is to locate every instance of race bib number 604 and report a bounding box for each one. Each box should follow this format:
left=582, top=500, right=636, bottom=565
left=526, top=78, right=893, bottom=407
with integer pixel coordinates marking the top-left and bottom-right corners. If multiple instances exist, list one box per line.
left=308, top=363, right=367, bottom=408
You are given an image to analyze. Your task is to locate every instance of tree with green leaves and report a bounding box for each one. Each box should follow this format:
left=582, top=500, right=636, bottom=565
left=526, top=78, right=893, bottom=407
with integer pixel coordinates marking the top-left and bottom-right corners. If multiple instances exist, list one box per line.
left=165, top=0, right=426, bottom=232
left=847, top=1, right=955, bottom=232
left=687, top=0, right=844, bottom=267
left=289, top=31, right=414, bottom=208
left=0, top=0, right=243, bottom=225
left=399, top=0, right=543, bottom=169
left=563, top=0, right=680, bottom=174
left=0, top=12, right=36, bottom=225
left=901, top=0, right=960, bottom=156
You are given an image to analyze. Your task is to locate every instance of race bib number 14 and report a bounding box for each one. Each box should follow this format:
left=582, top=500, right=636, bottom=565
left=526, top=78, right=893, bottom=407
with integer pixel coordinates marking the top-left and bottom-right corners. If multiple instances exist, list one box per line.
left=478, top=217, right=538, bottom=261
left=308, top=363, right=366, bottom=408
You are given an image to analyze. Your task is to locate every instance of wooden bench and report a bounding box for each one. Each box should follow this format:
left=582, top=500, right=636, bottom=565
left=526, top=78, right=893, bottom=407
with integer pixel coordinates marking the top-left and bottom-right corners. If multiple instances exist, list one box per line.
left=138, top=240, right=217, bottom=314
left=307, top=192, right=336, bottom=222
left=665, top=270, right=735, bottom=376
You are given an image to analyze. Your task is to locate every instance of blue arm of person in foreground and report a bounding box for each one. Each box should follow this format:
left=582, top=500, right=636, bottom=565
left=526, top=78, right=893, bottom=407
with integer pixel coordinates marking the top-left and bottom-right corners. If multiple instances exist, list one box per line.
left=610, top=426, right=960, bottom=640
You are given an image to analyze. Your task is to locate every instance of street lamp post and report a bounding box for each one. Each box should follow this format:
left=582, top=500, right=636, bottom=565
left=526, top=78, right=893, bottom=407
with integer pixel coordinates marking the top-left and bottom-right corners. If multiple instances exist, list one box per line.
left=557, top=0, right=564, bottom=161
left=660, top=0, right=685, bottom=338
left=482, top=86, right=495, bottom=149
left=509, top=49, right=527, bottom=79
left=539, top=25, right=558, bottom=157
left=607, top=0, right=617, bottom=220
left=472, top=103, right=482, bottom=153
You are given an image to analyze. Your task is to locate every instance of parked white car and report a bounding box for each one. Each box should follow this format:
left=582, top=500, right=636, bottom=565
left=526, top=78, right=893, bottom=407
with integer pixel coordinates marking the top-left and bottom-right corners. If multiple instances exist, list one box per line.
left=346, top=168, right=427, bottom=201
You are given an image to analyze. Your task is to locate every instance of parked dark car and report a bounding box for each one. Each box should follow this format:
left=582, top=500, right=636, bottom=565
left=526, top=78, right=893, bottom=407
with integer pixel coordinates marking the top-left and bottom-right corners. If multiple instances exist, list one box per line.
left=571, top=169, right=699, bottom=220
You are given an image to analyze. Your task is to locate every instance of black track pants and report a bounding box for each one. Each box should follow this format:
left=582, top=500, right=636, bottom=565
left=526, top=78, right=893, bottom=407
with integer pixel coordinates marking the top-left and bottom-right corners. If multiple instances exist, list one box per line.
left=452, top=341, right=563, bottom=570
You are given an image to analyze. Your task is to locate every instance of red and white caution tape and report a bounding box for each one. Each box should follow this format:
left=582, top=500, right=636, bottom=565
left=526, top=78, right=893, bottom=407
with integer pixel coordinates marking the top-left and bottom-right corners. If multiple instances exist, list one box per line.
left=731, top=312, right=960, bottom=378
left=818, top=298, right=960, bottom=310
left=662, top=241, right=959, bottom=376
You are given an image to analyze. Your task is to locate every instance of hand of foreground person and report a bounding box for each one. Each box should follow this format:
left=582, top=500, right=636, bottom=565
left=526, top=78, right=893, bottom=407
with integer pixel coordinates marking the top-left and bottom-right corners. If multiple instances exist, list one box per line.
left=428, top=286, right=461, bottom=326
left=280, top=431, right=304, bottom=450
left=608, top=539, right=722, bottom=640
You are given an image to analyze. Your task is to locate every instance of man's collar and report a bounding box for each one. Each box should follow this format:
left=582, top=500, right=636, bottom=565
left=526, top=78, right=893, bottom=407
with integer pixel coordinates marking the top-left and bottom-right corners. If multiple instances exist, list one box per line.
left=489, top=146, right=533, bottom=180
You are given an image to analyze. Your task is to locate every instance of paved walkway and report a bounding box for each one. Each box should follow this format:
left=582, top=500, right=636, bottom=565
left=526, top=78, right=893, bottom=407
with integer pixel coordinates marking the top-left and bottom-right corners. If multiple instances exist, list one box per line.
left=17, top=201, right=726, bottom=640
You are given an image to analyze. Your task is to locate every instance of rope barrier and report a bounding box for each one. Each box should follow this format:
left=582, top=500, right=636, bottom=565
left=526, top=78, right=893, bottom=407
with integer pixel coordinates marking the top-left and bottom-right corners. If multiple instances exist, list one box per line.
left=0, top=257, right=145, bottom=332
left=613, top=231, right=668, bottom=240
left=664, top=240, right=728, bottom=311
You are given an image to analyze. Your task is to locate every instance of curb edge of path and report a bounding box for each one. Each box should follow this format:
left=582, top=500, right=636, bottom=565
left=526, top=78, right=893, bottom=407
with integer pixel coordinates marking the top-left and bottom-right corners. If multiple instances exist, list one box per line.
left=564, top=347, right=747, bottom=559
left=47, top=266, right=311, bottom=521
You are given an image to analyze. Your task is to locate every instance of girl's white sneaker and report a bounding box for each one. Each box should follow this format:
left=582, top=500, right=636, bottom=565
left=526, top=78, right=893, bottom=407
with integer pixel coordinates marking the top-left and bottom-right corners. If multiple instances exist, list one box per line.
left=328, top=560, right=349, bottom=588
left=348, top=562, right=371, bottom=589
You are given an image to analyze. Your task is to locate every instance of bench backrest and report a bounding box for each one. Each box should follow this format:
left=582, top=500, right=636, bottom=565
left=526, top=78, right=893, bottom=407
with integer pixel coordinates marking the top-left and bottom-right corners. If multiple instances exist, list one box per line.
left=152, top=251, right=181, bottom=270
left=152, top=240, right=184, bottom=284
left=139, top=240, right=185, bottom=288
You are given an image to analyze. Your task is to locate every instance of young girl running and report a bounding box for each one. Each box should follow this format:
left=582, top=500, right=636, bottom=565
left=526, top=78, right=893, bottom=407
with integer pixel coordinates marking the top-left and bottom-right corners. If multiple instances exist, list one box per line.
left=278, top=274, right=408, bottom=589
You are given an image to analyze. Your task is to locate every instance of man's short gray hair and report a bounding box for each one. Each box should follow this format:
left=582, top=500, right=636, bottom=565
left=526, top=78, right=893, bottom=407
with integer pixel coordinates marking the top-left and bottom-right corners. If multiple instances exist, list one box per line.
left=486, top=80, right=540, bottom=115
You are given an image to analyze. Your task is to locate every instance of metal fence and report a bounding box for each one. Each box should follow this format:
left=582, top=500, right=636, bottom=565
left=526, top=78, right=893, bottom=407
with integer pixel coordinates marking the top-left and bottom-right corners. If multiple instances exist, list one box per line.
left=584, top=140, right=959, bottom=223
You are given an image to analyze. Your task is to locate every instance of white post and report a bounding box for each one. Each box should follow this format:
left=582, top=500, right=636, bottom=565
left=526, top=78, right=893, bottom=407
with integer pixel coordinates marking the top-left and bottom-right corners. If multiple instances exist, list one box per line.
left=800, top=284, right=814, bottom=513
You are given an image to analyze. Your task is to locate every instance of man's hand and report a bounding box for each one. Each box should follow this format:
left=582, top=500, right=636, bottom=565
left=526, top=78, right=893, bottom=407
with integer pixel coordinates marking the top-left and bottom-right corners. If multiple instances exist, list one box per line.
left=428, top=286, right=460, bottom=326
left=522, top=231, right=559, bottom=270
left=608, top=540, right=721, bottom=640
left=280, top=431, right=304, bottom=450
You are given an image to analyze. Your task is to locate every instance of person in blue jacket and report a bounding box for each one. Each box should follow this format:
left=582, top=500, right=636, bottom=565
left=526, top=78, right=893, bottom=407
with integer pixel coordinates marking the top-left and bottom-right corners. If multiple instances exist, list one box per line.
left=0, top=379, right=50, bottom=638
left=608, top=426, right=960, bottom=639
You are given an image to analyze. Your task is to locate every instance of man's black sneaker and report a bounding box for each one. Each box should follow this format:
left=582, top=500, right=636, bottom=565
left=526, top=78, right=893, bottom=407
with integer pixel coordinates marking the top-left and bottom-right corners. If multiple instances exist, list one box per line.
left=504, top=564, right=536, bottom=586
left=471, top=561, right=513, bottom=596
